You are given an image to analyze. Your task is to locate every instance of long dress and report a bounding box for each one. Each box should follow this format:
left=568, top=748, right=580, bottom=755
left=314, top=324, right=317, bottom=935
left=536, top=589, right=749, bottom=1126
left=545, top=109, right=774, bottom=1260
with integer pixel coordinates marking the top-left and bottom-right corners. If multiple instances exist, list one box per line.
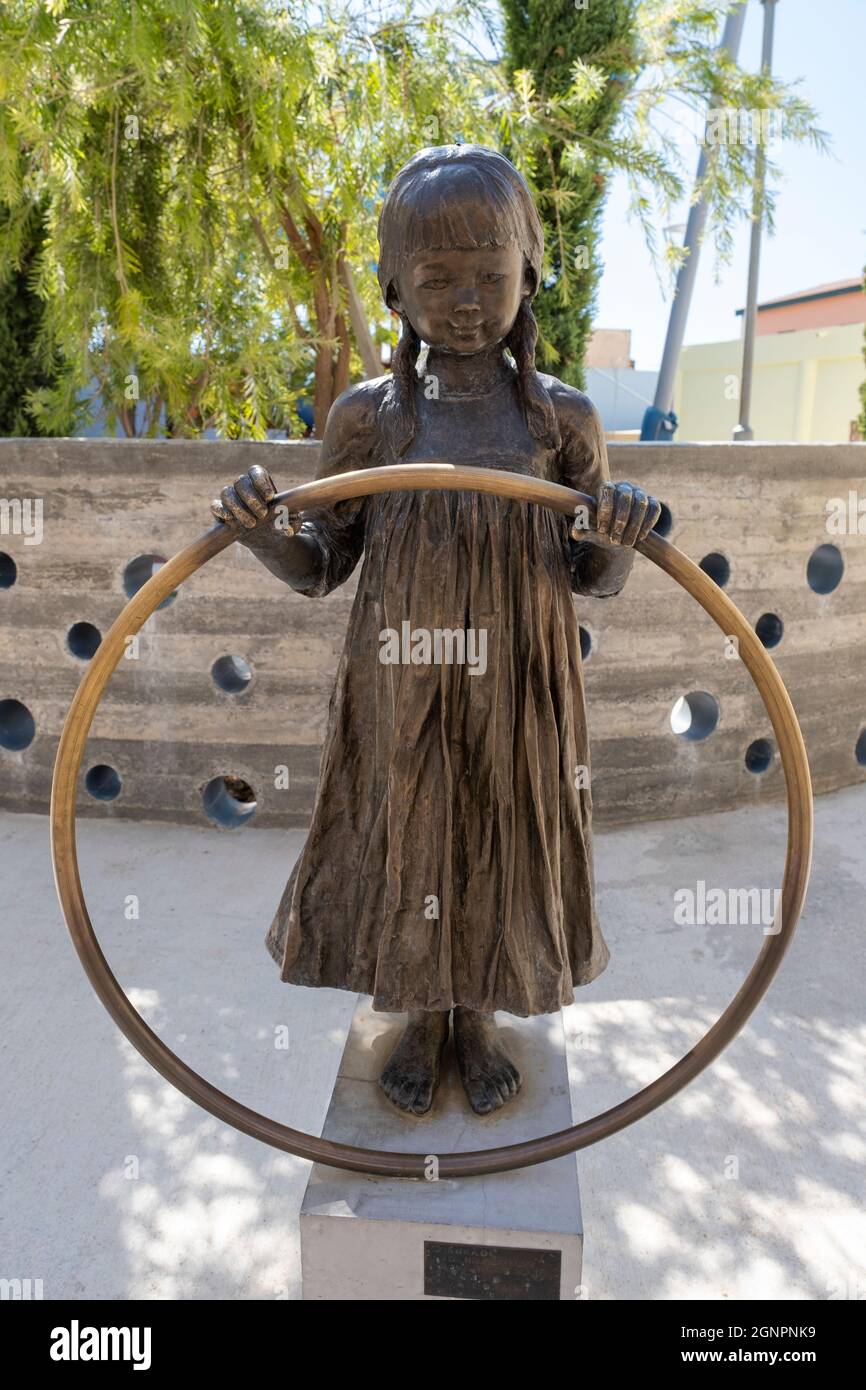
left=264, top=367, right=612, bottom=1017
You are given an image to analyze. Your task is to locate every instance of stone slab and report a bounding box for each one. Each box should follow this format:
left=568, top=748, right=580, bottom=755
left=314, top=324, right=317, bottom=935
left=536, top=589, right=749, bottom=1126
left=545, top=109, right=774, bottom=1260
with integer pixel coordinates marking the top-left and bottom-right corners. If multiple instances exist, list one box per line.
left=300, top=998, right=583, bottom=1300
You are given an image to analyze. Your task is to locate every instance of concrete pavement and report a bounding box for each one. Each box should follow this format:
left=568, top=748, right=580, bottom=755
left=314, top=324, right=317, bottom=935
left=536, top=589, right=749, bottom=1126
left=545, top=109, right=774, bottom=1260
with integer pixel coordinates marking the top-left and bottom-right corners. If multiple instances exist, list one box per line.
left=2, top=786, right=864, bottom=1300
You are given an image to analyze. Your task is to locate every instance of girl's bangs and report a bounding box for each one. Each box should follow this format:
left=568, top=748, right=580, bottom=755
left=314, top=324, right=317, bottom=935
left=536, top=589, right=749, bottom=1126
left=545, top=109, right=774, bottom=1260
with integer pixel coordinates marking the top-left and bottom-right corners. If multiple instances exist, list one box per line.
left=396, top=166, right=524, bottom=258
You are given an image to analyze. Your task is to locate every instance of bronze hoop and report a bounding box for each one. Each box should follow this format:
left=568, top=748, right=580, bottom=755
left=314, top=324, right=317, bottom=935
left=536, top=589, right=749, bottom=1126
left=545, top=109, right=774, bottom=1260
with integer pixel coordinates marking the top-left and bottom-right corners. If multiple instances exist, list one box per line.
left=51, top=463, right=813, bottom=1178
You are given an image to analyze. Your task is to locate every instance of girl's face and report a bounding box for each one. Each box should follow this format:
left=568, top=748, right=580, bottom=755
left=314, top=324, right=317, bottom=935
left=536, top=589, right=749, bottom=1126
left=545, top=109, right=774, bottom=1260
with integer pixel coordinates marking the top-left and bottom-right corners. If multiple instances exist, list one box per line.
left=391, top=243, right=531, bottom=356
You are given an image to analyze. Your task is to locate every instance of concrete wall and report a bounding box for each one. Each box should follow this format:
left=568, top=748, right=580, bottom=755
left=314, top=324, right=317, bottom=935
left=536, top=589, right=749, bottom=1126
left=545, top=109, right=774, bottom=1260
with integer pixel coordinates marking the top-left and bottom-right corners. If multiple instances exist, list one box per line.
left=674, top=323, right=864, bottom=442
left=1, top=438, right=864, bottom=831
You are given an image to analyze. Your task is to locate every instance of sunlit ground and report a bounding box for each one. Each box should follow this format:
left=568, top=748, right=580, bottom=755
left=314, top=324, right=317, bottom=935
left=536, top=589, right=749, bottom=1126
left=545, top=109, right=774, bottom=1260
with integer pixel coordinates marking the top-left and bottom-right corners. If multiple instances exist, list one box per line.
left=2, top=785, right=864, bottom=1301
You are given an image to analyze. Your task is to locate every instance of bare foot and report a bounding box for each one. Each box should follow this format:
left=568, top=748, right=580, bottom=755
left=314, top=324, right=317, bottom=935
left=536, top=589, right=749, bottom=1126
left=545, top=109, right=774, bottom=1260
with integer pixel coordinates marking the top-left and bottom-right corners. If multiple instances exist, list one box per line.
left=453, top=1007, right=521, bottom=1115
left=379, top=1009, right=450, bottom=1116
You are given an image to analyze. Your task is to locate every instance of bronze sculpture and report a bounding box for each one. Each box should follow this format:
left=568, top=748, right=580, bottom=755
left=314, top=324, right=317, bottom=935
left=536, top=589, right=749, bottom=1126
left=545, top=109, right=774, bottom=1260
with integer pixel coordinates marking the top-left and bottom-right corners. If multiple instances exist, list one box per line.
left=211, top=146, right=663, bottom=1117
left=53, top=454, right=813, bottom=1174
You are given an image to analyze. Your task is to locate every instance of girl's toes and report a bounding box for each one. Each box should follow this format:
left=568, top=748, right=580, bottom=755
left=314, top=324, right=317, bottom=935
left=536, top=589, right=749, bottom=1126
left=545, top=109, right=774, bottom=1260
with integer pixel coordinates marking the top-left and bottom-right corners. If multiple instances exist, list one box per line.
left=470, top=1074, right=503, bottom=1115
left=492, top=1071, right=511, bottom=1102
left=504, top=1062, right=521, bottom=1094
left=396, top=1078, right=419, bottom=1110
left=380, top=1067, right=405, bottom=1105
left=471, top=1092, right=494, bottom=1116
left=412, top=1080, right=435, bottom=1115
left=484, top=1075, right=508, bottom=1110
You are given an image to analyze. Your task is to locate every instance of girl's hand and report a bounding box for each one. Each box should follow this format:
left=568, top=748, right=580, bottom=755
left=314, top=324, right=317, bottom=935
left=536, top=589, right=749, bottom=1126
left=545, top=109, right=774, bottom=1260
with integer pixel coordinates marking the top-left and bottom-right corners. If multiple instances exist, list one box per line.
left=210, top=465, right=298, bottom=537
left=594, top=481, right=662, bottom=548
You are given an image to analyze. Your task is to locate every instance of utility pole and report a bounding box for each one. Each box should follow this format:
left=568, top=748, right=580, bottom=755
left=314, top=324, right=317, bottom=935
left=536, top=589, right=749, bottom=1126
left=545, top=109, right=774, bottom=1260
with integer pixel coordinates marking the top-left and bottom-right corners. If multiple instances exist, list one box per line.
left=734, top=0, right=780, bottom=441
left=640, top=2, right=747, bottom=441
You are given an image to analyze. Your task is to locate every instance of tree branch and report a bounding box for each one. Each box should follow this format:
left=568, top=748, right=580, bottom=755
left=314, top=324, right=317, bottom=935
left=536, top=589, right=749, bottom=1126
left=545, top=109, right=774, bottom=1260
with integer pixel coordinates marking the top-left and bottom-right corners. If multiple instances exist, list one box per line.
left=339, top=256, right=382, bottom=379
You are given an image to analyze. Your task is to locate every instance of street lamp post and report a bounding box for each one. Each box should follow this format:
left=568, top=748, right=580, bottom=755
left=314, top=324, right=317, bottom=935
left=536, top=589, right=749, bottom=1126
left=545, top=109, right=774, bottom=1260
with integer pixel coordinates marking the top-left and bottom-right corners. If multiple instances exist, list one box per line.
left=734, top=0, right=781, bottom=442
left=640, top=3, right=748, bottom=441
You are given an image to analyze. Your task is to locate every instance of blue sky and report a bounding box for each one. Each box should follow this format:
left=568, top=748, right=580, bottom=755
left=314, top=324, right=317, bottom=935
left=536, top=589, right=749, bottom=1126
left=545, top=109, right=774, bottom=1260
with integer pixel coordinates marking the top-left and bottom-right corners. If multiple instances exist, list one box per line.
left=596, top=0, right=866, bottom=368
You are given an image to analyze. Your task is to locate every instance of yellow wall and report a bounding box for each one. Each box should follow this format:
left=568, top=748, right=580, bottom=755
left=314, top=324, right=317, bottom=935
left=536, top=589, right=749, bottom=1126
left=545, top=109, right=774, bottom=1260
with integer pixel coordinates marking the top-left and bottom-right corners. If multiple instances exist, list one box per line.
left=673, top=322, right=864, bottom=441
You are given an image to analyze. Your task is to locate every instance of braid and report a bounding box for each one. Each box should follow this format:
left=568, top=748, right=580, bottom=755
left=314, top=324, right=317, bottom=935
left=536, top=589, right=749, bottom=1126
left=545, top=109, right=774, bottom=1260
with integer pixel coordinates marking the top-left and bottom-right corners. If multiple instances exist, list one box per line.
left=505, top=299, right=561, bottom=452
left=387, top=311, right=422, bottom=456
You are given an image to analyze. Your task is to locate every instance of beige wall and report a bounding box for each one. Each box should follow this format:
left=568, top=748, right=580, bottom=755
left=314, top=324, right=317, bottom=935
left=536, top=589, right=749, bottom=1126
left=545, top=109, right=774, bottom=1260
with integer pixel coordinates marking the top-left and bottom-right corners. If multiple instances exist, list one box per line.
left=1, top=439, right=865, bottom=834
left=674, top=323, right=864, bottom=442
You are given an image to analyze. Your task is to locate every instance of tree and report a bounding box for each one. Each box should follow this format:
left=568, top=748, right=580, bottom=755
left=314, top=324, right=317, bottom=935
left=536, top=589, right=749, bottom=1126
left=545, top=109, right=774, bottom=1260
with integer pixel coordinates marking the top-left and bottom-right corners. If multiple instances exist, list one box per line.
left=0, top=0, right=503, bottom=437
left=0, top=1, right=823, bottom=432
left=0, top=201, right=70, bottom=434
left=500, top=0, right=825, bottom=386
left=501, top=0, right=637, bottom=386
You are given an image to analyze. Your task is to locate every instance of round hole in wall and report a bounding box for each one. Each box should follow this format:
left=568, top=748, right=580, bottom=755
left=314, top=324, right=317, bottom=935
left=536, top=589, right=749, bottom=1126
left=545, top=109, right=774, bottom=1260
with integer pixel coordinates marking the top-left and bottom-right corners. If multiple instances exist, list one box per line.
left=211, top=654, right=253, bottom=693
left=0, top=553, right=16, bottom=588
left=0, top=698, right=36, bottom=751
left=85, top=764, right=122, bottom=801
left=745, top=738, right=774, bottom=774
left=670, top=691, right=720, bottom=742
left=856, top=729, right=866, bottom=767
left=754, top=612, right=783, bottom=649
left=202, top=774, right=258, bottom=829
left=67, top=621, right=102, bottom=661
left=652, top=502, right=673, bottom=538
left=579, top=626, right=592, bottom=661
left=123, top=554, right=178, bottom=610
left=699, top=552, right=730, bottom=588
left=806, top=543, right=843, bottom=595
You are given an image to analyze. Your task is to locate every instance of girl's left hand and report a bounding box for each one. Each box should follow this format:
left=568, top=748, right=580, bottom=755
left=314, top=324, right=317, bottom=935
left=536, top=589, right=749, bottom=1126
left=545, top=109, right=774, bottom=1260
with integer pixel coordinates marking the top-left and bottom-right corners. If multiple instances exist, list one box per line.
left=594, top=481, right=662, bottom=548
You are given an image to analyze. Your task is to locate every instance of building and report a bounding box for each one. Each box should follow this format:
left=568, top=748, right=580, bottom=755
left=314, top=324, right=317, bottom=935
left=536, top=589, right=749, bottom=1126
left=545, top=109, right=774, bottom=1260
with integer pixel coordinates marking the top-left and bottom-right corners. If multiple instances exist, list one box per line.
left=586, top=328, right=658, bottom=440
left=738, top=278, right=866, bottom=336
left=674, top=278, right=865, bottom=442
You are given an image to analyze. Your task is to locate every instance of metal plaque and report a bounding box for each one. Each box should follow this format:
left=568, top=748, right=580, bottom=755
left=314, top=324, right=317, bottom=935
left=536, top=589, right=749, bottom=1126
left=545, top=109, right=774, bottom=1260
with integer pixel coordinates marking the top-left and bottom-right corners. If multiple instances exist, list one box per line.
left=423, top=1240, right=561, bottom=1301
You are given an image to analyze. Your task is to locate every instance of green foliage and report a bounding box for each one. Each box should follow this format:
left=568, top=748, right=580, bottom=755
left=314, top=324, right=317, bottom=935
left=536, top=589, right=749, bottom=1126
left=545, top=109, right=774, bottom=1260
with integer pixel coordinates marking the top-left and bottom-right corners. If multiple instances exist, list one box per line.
left=0, top=201, right=70, bottom=434
left=0, top=0, right=825, bottom=432
left=0, top=0, right=505, bottom=436
left=500, top=0, right=827, bottom=386
left=501, top=0, right=637, bottom=385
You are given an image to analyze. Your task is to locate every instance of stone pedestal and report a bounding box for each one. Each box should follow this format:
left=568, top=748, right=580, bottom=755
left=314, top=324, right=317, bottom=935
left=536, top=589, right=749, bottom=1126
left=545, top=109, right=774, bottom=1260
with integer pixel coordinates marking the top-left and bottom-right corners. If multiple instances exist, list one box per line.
left=300, top=998, right=583, bottom=1300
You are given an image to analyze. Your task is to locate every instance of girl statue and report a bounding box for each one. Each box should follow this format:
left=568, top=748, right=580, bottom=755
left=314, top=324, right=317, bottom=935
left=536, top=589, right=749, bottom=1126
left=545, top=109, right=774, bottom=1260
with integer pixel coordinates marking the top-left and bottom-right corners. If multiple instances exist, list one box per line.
left=211, top=146, right=661, bottom=1118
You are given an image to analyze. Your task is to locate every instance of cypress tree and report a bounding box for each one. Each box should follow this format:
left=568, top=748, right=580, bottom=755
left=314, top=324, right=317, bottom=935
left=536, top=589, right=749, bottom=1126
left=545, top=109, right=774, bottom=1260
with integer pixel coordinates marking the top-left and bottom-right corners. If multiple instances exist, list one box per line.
left=501, top=0, right=638, bottom=387
left=0, top=204, right=66, bottom=436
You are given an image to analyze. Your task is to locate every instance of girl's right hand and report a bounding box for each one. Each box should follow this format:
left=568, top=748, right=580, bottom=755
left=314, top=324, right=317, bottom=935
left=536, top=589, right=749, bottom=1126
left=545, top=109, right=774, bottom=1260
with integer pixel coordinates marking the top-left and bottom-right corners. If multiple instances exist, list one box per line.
left=211, top=465, right=296, bottom=536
